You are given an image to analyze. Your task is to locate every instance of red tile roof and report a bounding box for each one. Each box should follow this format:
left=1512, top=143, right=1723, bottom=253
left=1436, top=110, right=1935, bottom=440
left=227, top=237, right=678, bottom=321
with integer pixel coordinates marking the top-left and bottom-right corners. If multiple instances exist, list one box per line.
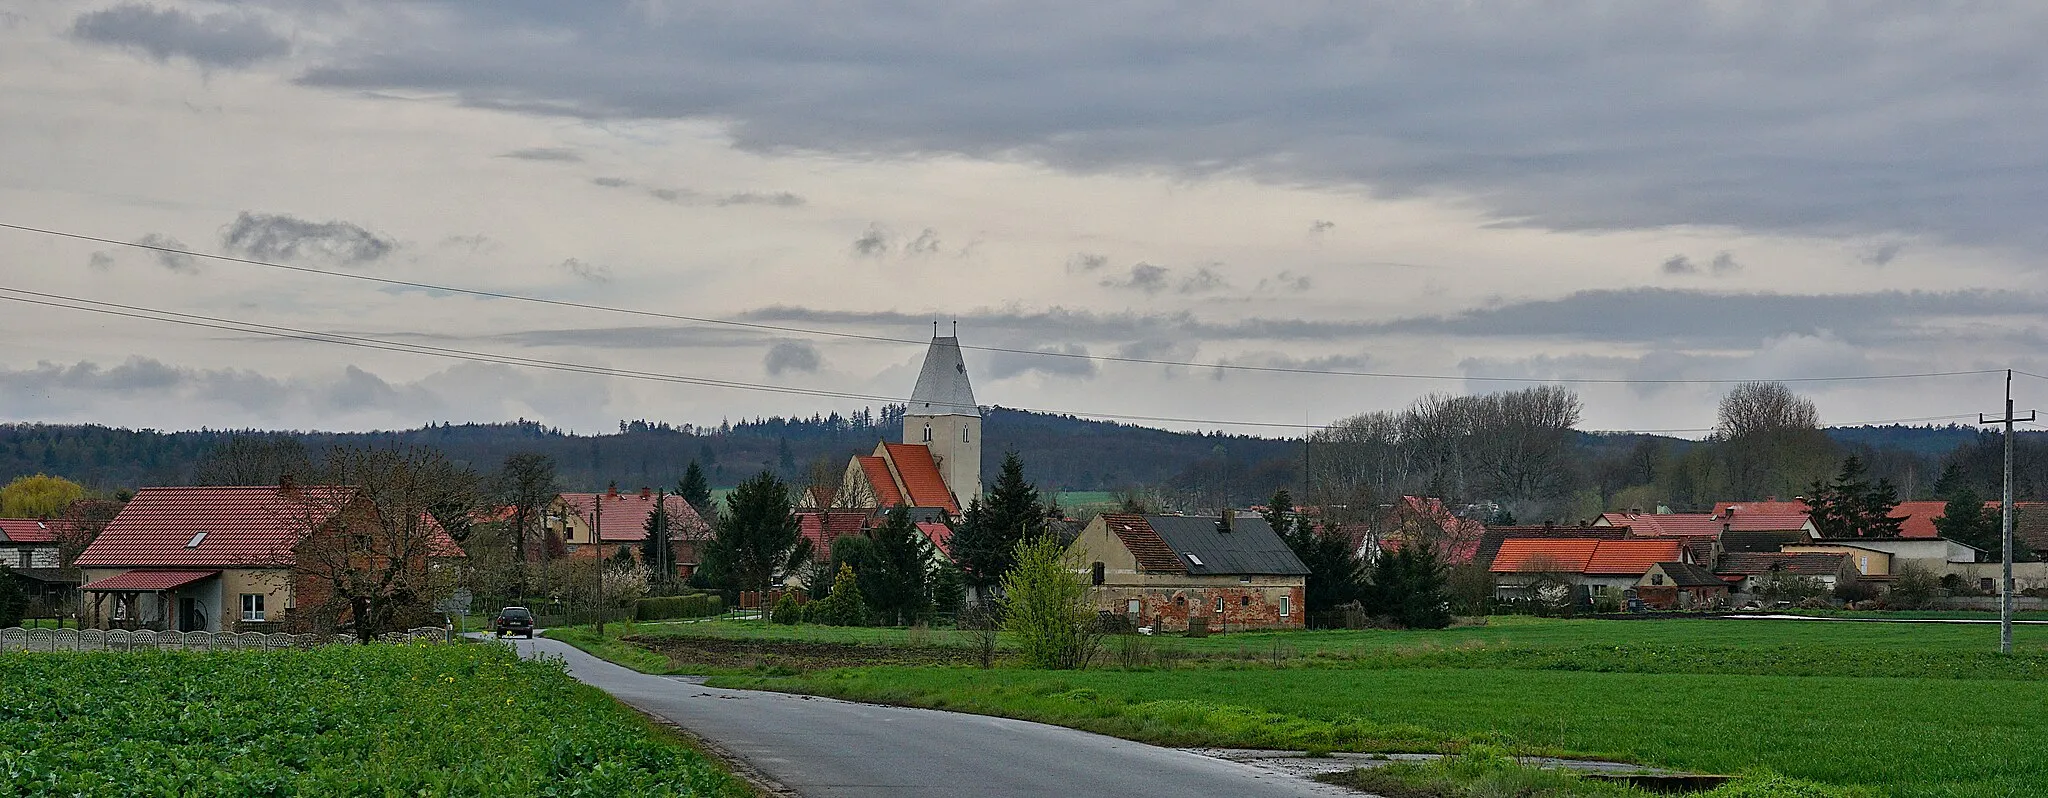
left=917, top=521, right=954, bottom=557
left=423, top=516, right=465, bottom=559
left=1599, top=512, right=1726, bottom=536
left=1101, top=513, right=1184, bottom=572
left=0, top=518, right=57, bottom=543
left=1376, top=496, right=1487, bottom=563
left=1492, top=538, right=1683, bottom=575
left=557, top=492, right=709, bottom=543
left=1717, top=551, right=1849, bottom=576
left=79, top=569, right=219, bottom=592
left=797, top=510, right=871, bottom=555
left=74, top=486, right=356, bottom=568
left=1887, top=500, right=1949, bottom=539
left=1713, top=500, right=1810, bottom=516
left=1722, top=513, right=1813, bottom=533
left=883, top=443, right=960, bottom=514
left=857, top=456, right=906, bottom=506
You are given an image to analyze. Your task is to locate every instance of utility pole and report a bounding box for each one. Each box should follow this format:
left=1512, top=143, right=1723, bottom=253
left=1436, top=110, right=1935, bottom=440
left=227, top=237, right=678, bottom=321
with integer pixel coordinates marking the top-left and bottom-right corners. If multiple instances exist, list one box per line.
left=1979, top=369, right=2035, bottom=654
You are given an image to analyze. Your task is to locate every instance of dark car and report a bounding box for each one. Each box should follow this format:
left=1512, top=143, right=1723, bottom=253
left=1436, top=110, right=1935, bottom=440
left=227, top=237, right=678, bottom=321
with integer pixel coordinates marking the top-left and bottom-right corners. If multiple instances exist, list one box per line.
left=493, top=606, right=535, bottom=638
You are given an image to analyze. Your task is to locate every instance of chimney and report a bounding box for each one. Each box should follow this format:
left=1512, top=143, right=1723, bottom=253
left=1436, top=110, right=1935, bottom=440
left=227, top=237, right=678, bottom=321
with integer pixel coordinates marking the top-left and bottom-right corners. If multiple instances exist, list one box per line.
left=641, top=486, right=652, bottom=499
left=277, top=474, right=297, bottom=496
left=1722, top=522, right=1732, bottom=535
left=607, top=482, right=619, bottom=499
left=1217, top=509, right=1235, bottom=533
left=1629, top=508, right=1642, bottom=518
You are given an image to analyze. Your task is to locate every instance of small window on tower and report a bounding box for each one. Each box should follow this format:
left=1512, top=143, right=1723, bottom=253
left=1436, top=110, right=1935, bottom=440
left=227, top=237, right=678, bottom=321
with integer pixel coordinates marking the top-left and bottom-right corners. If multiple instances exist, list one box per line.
left=963, top=426, right=970, bottom=443
left=923, top=423, right=933, bottom=442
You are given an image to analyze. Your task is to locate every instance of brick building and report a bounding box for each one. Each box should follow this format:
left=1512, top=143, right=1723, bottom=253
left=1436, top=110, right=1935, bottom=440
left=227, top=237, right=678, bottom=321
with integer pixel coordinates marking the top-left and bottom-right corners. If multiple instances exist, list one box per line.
left=1066, top=513, right=1308, bottom=633
left=546, top=487, right=710, bottom=578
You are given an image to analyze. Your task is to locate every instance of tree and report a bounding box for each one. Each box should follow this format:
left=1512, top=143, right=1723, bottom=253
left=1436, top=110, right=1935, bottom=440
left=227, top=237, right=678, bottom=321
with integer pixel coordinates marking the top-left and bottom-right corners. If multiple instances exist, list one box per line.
left=1807, top=456, right=1905, bottom=538
left=641, top=489, right=677, bottom=584
left=1715, top=381, right=1822, bottom=439
left=495, top=453, right=559, bottom=570
left=700, top=471, right=810, bottom=597
left=808, top=564, right=868, bottom=626
left=52, top=497, right=122, bottom=567
left=861, top=506, right=934, bottom=626
left=677, top=461, right=714, bottom=517
left=1709, top=382, right=1839, bottom=502
left=951, top=453, right=1046, bottom=602
left=0, top=566, right=26, bottom=627
left=193, top=435, right=314, bottom=487
left=1362, top=542, right=1451, bottom=629
left=290, top=445, right=476, bottom=642
left=0, top=474, right=85, bottom=518
left=1886, top=563, right=1940, bottom=609
left=1000, top=535, right=1100, bottom=669
left=1265, top=489, right=1365, bottom=624
left=1932, top=464, right=2000, bottom=556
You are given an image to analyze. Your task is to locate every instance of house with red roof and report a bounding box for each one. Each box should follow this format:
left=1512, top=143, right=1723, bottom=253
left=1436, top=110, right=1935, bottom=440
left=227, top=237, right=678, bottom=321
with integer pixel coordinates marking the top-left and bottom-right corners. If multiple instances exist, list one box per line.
left=1357, top=496, right=1487, bottom=563
left=1490, top=538, right=1686, bottom=606
left=1, top=517, right=77, bottom=609
left=1065, top=512, right=1308, bottom=632
left=547, top=486, right=710, bottom=578
left=72, top=480, right=463, bottom=634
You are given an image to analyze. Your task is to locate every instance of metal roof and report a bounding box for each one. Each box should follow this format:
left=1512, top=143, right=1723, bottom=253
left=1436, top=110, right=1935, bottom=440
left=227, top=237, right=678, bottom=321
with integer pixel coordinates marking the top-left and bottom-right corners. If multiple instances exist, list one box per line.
left=1142, top=514, right=1309, bottom=576
left=907, top=336, right=979, bottom=417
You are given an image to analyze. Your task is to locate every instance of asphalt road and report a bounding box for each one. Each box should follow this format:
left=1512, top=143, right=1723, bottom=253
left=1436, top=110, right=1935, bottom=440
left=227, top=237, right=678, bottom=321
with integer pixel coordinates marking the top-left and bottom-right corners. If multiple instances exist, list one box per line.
left=500, top=634, right=1350, bottom=798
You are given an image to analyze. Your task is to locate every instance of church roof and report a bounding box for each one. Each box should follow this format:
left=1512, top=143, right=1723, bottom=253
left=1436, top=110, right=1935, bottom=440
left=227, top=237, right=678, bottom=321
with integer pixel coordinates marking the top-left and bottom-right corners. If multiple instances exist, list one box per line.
left=908, top=336, right=978, bottom=417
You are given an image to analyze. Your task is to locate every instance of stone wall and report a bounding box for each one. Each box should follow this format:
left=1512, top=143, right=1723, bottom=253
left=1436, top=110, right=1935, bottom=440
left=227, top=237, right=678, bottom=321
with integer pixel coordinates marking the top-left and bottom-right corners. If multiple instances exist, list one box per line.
left=1089, top=583, right=1305, bottom=632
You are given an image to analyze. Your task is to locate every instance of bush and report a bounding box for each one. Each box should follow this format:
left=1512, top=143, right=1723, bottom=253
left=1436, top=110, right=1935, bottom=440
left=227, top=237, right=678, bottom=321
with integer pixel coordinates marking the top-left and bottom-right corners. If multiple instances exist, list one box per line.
left=633, top=593, right=723, bottom=621
left=770, top=594, right=804, bottom=625
left=1886, top=563, right=1940, bottom=610
left=807, top=564, right=869, bottom=626
left=1834, top=579, right=1880, bottom=603
left=1001, top=535, right=1101, bottom=669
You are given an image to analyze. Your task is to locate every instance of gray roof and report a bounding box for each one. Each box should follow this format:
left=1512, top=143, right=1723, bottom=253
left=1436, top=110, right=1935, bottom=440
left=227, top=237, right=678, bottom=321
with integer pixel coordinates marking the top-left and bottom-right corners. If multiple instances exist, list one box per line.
left=908, top=336, right=978, bottom=417
left=1143, top=514, right=1309, bottom=576
left=1651, top=561, right=1725, bottom=588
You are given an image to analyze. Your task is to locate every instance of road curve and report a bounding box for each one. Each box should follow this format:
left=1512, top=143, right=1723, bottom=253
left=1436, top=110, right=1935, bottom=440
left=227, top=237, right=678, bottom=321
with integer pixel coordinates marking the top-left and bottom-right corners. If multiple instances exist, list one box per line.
left=501, top=634, right=1348, bottom=798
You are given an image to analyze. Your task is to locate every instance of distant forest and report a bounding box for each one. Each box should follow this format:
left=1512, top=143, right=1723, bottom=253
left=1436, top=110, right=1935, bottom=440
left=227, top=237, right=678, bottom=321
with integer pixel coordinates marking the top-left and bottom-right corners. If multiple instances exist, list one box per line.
left=1, top=405, right=2040, bottom=520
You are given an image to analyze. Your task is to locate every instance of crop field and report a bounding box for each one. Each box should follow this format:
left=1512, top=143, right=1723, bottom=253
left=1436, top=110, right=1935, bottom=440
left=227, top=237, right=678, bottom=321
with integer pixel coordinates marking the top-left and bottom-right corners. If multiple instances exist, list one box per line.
left=612, top=616, right=2048, bottom=798
left=0, top=642, right=747, bottom=797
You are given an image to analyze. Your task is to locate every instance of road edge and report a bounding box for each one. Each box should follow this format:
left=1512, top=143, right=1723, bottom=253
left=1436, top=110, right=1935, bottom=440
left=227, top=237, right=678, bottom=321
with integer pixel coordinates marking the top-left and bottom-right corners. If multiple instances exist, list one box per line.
left=619, top=699, right=803, bottom=798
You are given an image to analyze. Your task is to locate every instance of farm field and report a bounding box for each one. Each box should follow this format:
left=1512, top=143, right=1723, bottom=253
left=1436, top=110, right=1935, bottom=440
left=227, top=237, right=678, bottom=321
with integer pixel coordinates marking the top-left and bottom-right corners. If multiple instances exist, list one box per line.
left=0, top=642, right=747, bottom=797
left=565, top=616, right=2047, bottom=797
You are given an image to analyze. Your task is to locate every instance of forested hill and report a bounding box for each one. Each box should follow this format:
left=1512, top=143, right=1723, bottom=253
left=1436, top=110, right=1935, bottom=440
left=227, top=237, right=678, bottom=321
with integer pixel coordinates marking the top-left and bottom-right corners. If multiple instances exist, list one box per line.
left=0, top=407, right=1302, bottom=494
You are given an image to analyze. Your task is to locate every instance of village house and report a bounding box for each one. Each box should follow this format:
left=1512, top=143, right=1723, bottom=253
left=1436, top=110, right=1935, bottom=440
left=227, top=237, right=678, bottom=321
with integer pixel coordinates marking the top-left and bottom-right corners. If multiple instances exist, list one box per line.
left=71, top=481, right=463, bottom=633
left=1489, top=538, right=1686, bottom=605
left=1635, top=562, right=1730, bottom=609
left=546, top=487, right=710, bottom=578
left=1783, top=543, right=1894, bottom=577
left=0, top=518, right=75, bottom=610
left=1714, top=552, right=1857, bottom=593
left=1066, top=513, right=1308, bottom=632
left=1357, top=496, right=1488, bottom=563
left=1472, top=525, right=1627, bottom=569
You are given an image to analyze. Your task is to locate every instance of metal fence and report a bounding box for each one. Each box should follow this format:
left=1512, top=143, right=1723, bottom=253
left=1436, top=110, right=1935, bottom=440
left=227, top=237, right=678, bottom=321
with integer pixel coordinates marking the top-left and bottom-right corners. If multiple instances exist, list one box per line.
left=0, top=626, right=452, bottom=653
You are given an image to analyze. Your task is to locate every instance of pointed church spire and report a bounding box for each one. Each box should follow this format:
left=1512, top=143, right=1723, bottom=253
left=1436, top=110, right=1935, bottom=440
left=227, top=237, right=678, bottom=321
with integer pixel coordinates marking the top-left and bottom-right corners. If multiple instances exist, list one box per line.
left=908, top=331, right=978, bottom=417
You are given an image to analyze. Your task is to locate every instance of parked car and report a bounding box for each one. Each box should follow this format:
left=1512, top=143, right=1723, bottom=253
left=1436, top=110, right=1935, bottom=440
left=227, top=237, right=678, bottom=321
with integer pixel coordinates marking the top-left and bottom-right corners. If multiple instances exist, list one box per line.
left=493, top=606, right=535, bottom=638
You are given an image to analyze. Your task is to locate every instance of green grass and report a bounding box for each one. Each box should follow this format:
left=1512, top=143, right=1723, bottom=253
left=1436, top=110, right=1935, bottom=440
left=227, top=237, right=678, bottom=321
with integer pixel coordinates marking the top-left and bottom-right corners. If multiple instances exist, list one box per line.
left=0, top=642, right=748, bottom=796
left=547, top=623, right=686, bottom=674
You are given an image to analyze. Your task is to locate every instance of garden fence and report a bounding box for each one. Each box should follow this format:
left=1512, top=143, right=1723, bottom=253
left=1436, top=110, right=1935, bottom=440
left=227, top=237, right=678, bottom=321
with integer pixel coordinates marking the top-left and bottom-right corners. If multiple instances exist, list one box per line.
left=0, top=626, right=452, bottom=653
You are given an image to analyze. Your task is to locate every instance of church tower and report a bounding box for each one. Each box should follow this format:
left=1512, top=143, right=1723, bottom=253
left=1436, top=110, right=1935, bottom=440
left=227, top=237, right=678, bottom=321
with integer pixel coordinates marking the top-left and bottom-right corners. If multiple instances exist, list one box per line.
left=905, top=331, right=981, bottom=510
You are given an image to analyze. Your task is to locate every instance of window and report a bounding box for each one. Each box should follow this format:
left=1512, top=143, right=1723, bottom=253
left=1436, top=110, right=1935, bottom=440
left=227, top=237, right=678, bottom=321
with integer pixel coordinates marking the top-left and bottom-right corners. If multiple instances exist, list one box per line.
left=922, top=423, right=933, bottom=443
left=1127, top=599, right=1141, bottom=616
left=1185, top=553, right=1204, bottom=567
left=1650, top=574, right=1665, bottom=586
left=1239, top=576, right=1252, bottom=584
left=962, top=426, right=970, bottom=443
left=1214, top=596, right=1224, bottom=613
left=112, top=596, right=130, bottom=621
left=1981, top=578, right=1997, bottom=592
left=1091, top=562, right=1105, bottom=586
left=241, top=594, right=266, bottom=622
left=184, top=531, right=207, bottom=549
left=1240, top=596, right=1251, bottom=606
left=1278, top=596, right=1290, bottom=617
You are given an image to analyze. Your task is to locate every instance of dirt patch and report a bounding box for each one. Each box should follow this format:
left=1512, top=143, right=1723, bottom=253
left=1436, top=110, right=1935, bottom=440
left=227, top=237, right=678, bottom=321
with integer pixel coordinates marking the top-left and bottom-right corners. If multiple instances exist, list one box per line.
left=625, top=635, right=983, bottom=670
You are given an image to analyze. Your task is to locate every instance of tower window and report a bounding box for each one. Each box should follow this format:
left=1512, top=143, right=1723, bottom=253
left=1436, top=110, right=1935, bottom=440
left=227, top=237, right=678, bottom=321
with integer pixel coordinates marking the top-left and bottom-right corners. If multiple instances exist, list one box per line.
left=922, top=423, right=933, bottom=443
left=963, top=426, right=970, bottom=443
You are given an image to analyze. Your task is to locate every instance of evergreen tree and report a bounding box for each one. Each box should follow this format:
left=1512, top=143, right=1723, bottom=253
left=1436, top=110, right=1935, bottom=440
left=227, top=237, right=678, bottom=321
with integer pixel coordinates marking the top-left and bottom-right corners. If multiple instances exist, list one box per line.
left=677, top=461, right=714, bottom=517
left=861, top=506, right=934, bottom=626
left=1266, top=489, right=1366, bottom=624
left=1932, top=464, right=2001, bottom=556
left=1362, top=544, right=1451, bottom=629
left=949, top=453, right=1046, bottom=601
left=777, top=438, right=796, bottom=474
left=809, top=564, right=867, bottom=626
left=1807, top=456, right=1905, bottom=538
left=700, top=471, right=810, bottom=596
left=641, top=489, right=675, bottom=583
left=0, top=566, right=26, bottom=627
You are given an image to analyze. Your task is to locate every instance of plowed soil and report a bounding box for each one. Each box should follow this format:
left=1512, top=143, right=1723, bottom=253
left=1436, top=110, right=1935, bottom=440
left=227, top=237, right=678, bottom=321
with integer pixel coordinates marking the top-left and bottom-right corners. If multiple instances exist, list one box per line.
left=625, top=635, right=982, bottom=670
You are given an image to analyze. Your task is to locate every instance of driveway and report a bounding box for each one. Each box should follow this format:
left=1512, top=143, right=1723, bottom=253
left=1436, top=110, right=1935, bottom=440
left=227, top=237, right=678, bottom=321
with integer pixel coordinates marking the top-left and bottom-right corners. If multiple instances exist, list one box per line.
left=501, top=635, right=1349, bottom=798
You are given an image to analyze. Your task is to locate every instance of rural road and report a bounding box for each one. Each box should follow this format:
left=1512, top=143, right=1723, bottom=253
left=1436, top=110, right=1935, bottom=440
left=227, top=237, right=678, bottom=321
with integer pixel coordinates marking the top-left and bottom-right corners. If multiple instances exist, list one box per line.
left=500, top=634, right=1351, bottom=798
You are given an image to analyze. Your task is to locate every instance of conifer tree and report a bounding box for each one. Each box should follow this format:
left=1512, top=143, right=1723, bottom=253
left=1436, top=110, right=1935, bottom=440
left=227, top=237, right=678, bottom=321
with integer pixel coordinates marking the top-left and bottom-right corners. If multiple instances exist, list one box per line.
left=677, top=461, right=714, bottom=517
left=949, top=453, right=1046, bottom=601
left=1807, top=456, right=1905, bottom=538
left=641, top=489, right=675, bottom=583
left=861, top=506, right=934, bottom=625
left=1932, top=464, right=2001, bottom=556
left=1266, top=489, right=1365, bottom=623
left=700, top=471, right=810, bottom=596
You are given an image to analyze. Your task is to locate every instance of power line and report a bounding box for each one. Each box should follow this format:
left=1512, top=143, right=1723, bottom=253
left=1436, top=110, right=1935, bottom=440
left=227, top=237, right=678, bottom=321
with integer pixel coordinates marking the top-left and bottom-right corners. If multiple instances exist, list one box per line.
left=0, top=220, right=2009, bottom=386
left=2014, top=370, right=2048, bottom=382
left=0, top=285, right=2003, bottom=437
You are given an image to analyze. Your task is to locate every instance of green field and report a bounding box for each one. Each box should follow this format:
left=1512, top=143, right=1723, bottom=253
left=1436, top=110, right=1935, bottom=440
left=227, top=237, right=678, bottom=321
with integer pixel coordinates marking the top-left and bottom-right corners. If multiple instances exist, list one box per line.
left=569, top=616, right=2048, bottom=798
left=0, top=642, right=747, bottom=797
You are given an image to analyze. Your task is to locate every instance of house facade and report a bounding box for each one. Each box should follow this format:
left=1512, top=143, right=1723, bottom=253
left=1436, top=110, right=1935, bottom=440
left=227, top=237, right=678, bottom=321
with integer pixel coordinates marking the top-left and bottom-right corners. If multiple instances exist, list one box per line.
left=1067, top=513, right=1308, bottom=632
left=548, top=487, right=710, bottom=578
left=1635, top=562, right=1729, bottom=609
left=1489, top=538, right=1686, bottom=604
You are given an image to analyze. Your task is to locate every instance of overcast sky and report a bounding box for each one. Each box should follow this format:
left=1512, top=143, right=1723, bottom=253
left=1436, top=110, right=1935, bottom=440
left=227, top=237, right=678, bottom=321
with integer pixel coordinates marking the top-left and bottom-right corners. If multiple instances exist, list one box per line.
left=3, top=1, right=2046, bottom=438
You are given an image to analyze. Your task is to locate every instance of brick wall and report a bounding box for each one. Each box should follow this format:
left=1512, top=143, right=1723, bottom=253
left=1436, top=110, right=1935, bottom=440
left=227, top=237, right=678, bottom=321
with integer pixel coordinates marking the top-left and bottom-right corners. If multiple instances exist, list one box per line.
left=1090, top=582, right=1305, bottom=632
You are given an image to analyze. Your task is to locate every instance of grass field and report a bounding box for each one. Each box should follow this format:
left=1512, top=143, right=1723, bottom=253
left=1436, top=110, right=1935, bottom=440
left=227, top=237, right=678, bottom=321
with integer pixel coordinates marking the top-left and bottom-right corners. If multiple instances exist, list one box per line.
left=0, top=642, right=748, bottom=797
left=571, top=615, right=2048, bottom=798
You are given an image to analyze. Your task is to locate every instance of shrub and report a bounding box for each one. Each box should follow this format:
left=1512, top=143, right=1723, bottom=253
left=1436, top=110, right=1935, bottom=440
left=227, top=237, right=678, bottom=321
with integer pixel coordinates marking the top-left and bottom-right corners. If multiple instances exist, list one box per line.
left=1001, top=535, right=1101, bottom=669
left=633, top=593, right=723, bottom=621
left=1834, top=579, right=1880, bottom=604
left=807, top=564, right=869, bottom=626
left=1886, top=563, right=1940, bottom=610
left=770, top=594, right=803, bottom=625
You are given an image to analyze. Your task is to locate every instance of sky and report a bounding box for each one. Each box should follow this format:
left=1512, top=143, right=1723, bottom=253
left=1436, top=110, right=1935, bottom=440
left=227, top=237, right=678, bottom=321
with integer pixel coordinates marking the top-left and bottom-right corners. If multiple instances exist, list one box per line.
left=2, top=1, right=2046, bottom=438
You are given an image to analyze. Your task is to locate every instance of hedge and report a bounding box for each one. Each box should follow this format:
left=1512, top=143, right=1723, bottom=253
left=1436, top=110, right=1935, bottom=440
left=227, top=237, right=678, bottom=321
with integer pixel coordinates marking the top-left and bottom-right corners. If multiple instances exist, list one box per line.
left=635, top=593, right=725, bottom=621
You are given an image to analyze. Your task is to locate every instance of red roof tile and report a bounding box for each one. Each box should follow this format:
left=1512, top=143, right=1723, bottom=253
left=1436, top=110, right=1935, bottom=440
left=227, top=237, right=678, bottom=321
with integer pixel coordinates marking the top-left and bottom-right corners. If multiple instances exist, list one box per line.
left=0, top=518, right=57, bottom=543
left=857, top=456, right=906, bottom=506
left=1889, top=500, right=1949, bottom=539
left=1723, top=513, right=1813, bottom=533
left=883, top=443, right=960, bottom=514
left=423, top=515, right=465, bottom=559
left=1717, top=552, right=1849, bottom=576
left=558, top=492, right=709, bottom=543
left=1492, top=538, right=1682, bottom=575
left=797, top=510, right=871, bottom=555
left=74, top=486, right=356, bottom=568
left=1585, top=539, right=1684, bottom=574
left=1599, top=512, right=1726, bottom=536
left=1713, top=500, right=1810, bottom=516
left=80, top=569, right=220, bottom=591
left=1101, top=513, right=1184, bottom=573
left=917, top=521, right=954, bottom=557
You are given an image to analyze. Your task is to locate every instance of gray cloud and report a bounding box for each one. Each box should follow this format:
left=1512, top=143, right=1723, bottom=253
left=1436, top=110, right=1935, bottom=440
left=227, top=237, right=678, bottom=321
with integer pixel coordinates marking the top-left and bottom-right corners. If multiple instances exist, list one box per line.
left=1661, top=255, right=1697, bottom=275
left=1258, top=270, right=1313, bottom=292
left=986, top=343, right=1097, bottom=380
left=87, top=251, right=117, bottom=271
left=591, top=176, right=633, bottom=188
left=499, top=147, right=582, bottom=162
left=135, top=233, right=198, bottom=273
left=72, top=3, right=290, bottom=68
left=1177, top=267, right=1228, bottom=294
left=291, top=4, right=2048, bottom=248
left=590, top=177, right=803, bottom=207
left=905, top=228, right=942, bottom=255
left=764, top=340, right=823, bottom=375
left=1310, top=219, right=1335, bottom=236
left=1101, top=263, right=1170, bottom=294
left=852, top=224, right=890, bottom=257
left=1710, top=252, right=1740, bottom=275
left=1663, top=252, right=1740, bottom=277
left=221, top=212, right=395, bottom=265
left=1862, top=242, right=1905, bottom=267
left=558, top=257, right=612, bottom=283
left=718, top=191, right=805, bottom=207
left=1066, top=252, right=1109, bottom=273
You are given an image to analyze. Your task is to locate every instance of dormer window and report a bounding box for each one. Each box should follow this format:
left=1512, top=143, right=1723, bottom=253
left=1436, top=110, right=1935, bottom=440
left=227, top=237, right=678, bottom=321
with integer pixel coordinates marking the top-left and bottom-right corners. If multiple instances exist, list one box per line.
left=185, top=531, right=207, bottom=549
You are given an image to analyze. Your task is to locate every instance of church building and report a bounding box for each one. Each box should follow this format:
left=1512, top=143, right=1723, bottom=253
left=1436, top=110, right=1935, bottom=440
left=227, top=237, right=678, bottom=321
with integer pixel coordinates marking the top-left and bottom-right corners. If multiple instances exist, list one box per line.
left=823, top=333, right=982, bottom=518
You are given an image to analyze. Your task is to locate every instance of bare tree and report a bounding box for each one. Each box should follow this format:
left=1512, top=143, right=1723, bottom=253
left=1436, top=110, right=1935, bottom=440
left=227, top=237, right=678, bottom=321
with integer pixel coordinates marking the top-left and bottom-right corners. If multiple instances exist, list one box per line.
left=1714, top=381, right=1821, bottom=440
left=1710, top=382, right=1838, bottom=501
left=284, top=446, right=475, bottom=642
left=194, top=435, right=315, bottom=486
left=495, top=453, right=559, bottom=577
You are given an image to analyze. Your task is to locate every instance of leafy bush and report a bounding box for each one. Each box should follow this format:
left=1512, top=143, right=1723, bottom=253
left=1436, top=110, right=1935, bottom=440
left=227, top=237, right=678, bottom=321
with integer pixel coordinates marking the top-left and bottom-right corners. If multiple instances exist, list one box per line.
left=635, top=593, right=723, bottom=621
left=770, top=594, right=804, bottom=625
left=1001, top=535, right=1101, bottom=669
left=1886, top=563, right=1941, bottom=609
left=0, top=643, right=746, bottom=796
left=807, top=564, right=869, bottom=626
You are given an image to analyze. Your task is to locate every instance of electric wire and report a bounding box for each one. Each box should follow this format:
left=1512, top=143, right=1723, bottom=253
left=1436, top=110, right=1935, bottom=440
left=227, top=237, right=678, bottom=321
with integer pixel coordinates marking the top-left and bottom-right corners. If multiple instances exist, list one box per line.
left=0, top=220, right=2011, bottom=386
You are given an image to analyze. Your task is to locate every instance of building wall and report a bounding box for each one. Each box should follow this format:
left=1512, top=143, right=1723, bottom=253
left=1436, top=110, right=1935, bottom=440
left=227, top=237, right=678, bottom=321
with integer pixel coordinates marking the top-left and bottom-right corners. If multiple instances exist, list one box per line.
left=1784, top=545, right=1892, bottom=576
left=908, top=413, right=981, bottom=510
left=220, top=568, right=294, bottom=632
left=1090, top=580, right=1306, bottom=632
left=1, top=544, right=59, bottom=569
